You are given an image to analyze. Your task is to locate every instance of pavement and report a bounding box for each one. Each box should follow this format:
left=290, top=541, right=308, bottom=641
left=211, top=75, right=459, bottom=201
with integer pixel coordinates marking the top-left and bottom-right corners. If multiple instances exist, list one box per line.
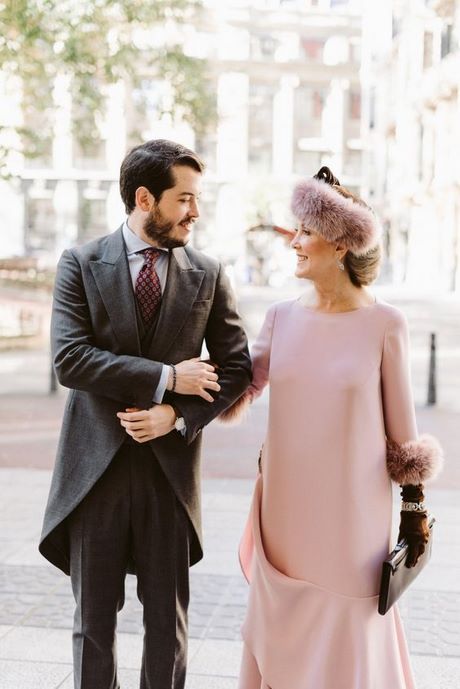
left=0, top=285, right=460, bottom=687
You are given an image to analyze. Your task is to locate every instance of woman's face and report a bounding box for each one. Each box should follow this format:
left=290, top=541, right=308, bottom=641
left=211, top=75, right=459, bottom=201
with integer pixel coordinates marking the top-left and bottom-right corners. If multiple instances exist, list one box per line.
left=290, top=223, right=342, bottom=281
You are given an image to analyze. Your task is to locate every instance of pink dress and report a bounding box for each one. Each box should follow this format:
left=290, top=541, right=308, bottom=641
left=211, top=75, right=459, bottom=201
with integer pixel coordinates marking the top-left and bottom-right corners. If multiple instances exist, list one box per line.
left=238, top=298, right=417, bottom=689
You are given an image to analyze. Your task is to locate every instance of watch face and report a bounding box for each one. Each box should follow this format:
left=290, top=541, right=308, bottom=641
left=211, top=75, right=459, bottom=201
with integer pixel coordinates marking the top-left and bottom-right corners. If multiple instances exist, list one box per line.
left=175, top=416, right=185, bottom=431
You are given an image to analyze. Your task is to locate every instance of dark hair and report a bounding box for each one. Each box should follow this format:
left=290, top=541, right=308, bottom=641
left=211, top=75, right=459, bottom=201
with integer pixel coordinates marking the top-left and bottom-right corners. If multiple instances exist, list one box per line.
left=119, top=139, right=205, bottom=214
left=313, top=166, right=341, bottom=186
left=313, top=166, right=381, bottom=286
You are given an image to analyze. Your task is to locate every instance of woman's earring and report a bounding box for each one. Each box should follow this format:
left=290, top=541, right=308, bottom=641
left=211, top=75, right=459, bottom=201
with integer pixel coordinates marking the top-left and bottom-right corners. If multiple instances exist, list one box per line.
left=337, top=258, right=345, bottom=271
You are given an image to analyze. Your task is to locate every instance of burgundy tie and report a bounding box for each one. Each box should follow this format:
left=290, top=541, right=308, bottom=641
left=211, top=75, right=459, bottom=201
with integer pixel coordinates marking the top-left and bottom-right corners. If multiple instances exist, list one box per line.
left=135, top=248, right=162, bottom=325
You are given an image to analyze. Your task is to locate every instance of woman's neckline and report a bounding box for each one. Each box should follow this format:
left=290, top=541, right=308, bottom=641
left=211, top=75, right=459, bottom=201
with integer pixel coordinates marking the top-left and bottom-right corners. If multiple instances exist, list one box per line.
left=295, top=296, right=378, bottom=316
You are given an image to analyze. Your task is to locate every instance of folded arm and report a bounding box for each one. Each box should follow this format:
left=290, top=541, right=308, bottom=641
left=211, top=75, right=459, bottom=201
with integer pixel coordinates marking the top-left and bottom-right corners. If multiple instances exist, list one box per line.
left=168, top=264, right=252, bottom=444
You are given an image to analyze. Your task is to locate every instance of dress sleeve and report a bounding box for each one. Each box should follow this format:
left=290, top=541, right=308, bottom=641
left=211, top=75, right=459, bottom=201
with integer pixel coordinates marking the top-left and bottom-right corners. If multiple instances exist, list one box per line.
left=381, top=310, right=443, bottom=485
left=218, top=303, right=276, bottom=421
left=248, top=303, right=276, bottom=400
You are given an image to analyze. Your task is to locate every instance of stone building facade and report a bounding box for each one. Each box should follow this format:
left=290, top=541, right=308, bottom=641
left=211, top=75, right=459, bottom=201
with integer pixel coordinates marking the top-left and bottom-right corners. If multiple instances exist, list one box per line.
left=362, top=0, right=460, bottom=292
left=0, top=0, right=364, bottom=281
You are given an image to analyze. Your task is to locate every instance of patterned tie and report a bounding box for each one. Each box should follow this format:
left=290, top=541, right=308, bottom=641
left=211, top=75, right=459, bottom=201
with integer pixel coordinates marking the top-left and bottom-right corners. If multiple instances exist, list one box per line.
left=135, top=248, right=162, bottom=325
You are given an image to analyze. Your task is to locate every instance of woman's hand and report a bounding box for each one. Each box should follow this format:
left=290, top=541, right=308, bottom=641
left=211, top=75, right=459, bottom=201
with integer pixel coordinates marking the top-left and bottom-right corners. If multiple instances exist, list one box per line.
left=398, top=511, right=430, bottom=568
left=398, top=485, right=430, bottom=568
left=168, top=358, right=220, bottom=402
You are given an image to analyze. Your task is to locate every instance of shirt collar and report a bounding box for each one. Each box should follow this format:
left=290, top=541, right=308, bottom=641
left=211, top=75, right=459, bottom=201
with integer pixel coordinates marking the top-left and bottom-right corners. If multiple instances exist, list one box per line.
left=122, top=220, right=168, bottom=256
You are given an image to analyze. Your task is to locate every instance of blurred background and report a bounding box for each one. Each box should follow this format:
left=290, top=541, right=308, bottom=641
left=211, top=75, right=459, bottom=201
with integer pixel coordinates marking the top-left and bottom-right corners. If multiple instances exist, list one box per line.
left=0, top=1, right=460, bottom=687
left=1, top=0, right=459, bottom=424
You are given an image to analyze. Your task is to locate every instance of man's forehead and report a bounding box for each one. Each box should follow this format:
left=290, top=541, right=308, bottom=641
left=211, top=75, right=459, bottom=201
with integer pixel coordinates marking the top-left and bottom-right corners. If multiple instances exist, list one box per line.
left=172, top=167, right=202, bottom=193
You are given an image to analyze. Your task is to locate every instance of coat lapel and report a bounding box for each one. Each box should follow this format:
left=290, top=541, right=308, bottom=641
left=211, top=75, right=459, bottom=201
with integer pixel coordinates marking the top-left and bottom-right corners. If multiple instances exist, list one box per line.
left=89, top=227, right=141, bottom=356
left=149, top=247, right=205, bottom=361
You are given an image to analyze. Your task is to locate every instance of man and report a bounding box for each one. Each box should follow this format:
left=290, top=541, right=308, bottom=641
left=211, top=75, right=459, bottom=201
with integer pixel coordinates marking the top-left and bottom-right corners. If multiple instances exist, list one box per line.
left=39, top=139, right=252, bottom=689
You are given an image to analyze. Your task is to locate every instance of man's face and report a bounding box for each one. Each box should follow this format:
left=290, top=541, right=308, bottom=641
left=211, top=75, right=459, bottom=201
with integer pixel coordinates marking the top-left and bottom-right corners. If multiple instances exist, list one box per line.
left=143, top=165, right=202, bottom=249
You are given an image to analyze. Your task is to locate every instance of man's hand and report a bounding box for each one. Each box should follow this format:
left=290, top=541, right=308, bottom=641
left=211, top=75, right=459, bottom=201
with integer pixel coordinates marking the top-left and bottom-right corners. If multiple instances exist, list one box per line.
left=117, top=405, right=176, bottom=443
left=168, top=357, right=220, bottom=402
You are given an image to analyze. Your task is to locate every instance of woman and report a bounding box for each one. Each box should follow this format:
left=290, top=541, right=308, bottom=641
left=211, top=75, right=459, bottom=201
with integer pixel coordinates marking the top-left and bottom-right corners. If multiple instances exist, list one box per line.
left=232, top=168, right=443, bottom=689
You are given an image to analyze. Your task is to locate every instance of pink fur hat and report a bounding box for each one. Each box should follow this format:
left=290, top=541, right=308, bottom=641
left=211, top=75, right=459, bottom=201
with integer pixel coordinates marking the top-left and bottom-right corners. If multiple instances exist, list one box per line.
left=291, top=177, right=380, bottom=256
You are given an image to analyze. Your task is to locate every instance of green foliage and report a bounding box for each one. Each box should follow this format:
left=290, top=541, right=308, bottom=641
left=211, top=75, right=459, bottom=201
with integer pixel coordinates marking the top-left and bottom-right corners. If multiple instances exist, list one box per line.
left=0, top=0, right=214, bottom=171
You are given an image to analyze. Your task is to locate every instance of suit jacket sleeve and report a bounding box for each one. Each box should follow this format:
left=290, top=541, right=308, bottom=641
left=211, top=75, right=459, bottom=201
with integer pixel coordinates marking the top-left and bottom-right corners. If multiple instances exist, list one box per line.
left=52, top=249, right=163, bottom=409
left=170, top=263, right=252, bottom=444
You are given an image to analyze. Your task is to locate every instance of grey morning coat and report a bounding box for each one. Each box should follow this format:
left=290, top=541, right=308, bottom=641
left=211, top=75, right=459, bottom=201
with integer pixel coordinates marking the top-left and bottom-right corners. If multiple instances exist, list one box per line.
left=39, top=226, right=252, bottom=574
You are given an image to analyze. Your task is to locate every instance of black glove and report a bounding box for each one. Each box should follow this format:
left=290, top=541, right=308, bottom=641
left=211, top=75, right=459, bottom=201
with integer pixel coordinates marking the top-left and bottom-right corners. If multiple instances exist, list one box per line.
left=398, top=484, right=430, bottom=568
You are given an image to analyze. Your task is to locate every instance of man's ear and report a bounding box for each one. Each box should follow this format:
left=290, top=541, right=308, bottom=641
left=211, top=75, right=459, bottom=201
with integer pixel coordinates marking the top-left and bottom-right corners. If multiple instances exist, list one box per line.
left=135, top=186, right=154, bottom=212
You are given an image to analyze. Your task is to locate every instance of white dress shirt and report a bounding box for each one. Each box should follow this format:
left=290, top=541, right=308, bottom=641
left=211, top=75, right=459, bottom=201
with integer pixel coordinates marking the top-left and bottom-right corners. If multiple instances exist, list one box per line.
left=122, top=221, right=170, bottom=404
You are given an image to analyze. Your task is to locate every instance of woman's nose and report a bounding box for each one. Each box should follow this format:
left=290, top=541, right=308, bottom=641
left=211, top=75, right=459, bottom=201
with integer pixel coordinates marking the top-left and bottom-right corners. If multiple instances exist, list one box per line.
left=290, top=232, right=300, bottom=249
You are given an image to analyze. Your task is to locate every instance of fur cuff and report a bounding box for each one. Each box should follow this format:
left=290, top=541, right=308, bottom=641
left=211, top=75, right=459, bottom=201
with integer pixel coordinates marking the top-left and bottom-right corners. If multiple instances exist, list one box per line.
left=218, top=389, right=253, bottom=424
left=291, top=178, right=380, bottom=255
left=386, top=434, right=444, bottom=485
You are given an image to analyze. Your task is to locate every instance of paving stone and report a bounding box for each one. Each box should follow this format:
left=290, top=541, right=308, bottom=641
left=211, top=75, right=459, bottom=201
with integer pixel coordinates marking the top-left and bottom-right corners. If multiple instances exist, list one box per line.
left=186, top=675, right=238, bottom=689
left=188, top=639, right=242, bottom=676
left=0, top=562, right=459, bottom=656
left=0, top=659, right=72, bottom=689
left=412, top=655, right=460, bottom=689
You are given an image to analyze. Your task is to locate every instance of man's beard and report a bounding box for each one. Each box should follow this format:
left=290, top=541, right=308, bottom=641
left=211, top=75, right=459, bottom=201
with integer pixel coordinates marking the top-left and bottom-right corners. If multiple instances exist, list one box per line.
left=143, top=206, right=190, bottom=249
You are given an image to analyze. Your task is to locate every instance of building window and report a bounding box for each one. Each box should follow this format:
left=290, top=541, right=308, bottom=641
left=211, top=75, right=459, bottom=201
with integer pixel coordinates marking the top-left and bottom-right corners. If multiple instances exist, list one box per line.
left=369, top=87, right=376, bottom=129
left=344, top=149, right=361, bottom=178
left=25, top=197, right=56, bottom=254
left=392, top=14, right=401, bottom=39
left=248, top=83, right=275, bottom=174
left=301, top=38, right=324, bottom=62
left=423, top=31, right=434, bottom=69
left=349, top=91, right=361, bottom=120
left=79, top=197, right=108, bottom=243
left=294, top=85, right=324, bottom=141
left=23, top=138, right=53, bottom=170
left=418, top=122, right=424, bottom=182
left=73, top=138, right=106, bottom=170
left=251, top=34, right=278, bottom=60
left=441, top=23, right=453, bottom=59
left=129, top=78, right=166, bottom=145
left=312, top=90, right=324, bottom=119
left=349, top=38, right=361, bottom=64
left=294, top=149, right=322, bottom=176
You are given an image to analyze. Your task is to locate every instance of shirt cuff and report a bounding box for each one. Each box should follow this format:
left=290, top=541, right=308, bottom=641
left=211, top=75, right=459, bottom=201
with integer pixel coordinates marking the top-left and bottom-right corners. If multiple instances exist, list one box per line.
left=152, top=365, right=170, bottom=404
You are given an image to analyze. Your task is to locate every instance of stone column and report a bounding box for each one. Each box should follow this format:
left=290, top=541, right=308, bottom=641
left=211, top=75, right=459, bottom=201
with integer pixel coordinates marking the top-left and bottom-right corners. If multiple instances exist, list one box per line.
left=105, top=81, right=126, bottom=175
left=216, top=72, right=249, bottom=181
left=214, top=72, right=249, bottom=258
left=52, top=74, right=73, bottom=172
left=322, top=78, right=346, bottom=174
left=272, top=75, right=296, bottom=177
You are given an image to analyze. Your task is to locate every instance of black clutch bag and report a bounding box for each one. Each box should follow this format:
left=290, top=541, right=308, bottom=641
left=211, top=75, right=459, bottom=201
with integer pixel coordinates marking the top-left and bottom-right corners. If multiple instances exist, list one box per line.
left=378, top=515, right=435, bottom=615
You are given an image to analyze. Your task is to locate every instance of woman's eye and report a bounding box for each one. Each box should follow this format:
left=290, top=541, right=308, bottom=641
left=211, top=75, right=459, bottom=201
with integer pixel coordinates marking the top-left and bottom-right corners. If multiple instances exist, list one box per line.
left=302, top=229, right=311, bottom=235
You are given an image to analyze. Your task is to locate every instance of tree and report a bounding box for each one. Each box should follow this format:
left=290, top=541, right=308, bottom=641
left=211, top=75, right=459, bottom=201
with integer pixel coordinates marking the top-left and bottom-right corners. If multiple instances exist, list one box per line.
left=0, top=0, right=215, bottom=176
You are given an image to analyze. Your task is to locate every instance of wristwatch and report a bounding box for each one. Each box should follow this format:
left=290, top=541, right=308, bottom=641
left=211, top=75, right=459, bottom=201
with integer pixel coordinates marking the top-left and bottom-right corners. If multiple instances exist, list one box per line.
left=171, top=406, right=185, bottom=432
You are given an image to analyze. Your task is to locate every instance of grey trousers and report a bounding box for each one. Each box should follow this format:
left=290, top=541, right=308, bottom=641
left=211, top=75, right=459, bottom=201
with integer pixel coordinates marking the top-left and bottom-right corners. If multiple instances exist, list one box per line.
left=67, top=439, right=190, bottom=689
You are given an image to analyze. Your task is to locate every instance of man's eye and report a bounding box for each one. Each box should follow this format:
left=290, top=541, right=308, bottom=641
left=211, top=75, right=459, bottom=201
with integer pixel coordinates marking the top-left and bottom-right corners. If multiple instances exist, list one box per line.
left=302, top=228, right=311, bottom=235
